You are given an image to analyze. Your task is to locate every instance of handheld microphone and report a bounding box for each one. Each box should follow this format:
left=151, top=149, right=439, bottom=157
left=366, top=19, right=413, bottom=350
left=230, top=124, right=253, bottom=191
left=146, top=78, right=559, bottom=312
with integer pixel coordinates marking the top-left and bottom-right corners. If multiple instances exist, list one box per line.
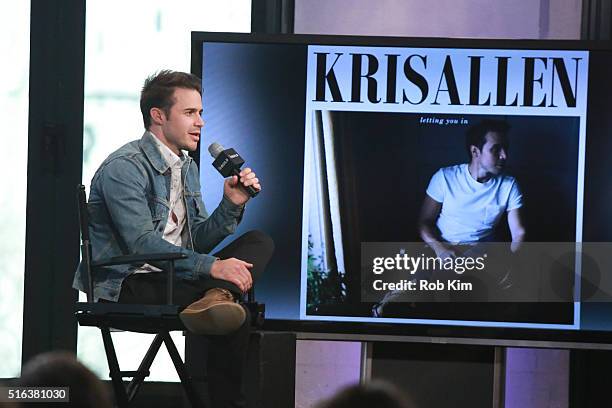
left=208, top=142, right=259, bottom=198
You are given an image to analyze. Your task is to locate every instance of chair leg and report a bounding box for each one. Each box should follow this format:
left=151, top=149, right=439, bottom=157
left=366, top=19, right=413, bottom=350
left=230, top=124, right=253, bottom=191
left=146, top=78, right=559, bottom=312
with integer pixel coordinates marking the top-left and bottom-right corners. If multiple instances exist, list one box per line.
left=161, top=332, right=206, bottom=408
left=101, top=327, right=129, bottom=408
left=126, top=333, right=164, bottom=402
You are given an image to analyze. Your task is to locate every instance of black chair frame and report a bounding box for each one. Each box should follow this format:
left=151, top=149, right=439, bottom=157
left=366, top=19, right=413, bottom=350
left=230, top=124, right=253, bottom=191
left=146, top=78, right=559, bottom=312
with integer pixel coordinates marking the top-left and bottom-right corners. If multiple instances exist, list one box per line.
left=74, top=184, right=205, bottom=407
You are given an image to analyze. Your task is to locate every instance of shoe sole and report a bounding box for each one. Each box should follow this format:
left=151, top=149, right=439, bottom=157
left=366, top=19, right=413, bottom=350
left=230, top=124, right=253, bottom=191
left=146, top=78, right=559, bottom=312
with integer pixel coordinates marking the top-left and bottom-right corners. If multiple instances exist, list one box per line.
left=179, top=302, right=246, bottom=335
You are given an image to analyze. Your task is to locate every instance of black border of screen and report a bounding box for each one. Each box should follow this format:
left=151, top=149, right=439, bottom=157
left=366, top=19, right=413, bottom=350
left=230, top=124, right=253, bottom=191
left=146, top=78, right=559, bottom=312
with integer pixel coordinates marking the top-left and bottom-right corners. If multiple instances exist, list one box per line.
left=191, top=31, right=612, bottom=348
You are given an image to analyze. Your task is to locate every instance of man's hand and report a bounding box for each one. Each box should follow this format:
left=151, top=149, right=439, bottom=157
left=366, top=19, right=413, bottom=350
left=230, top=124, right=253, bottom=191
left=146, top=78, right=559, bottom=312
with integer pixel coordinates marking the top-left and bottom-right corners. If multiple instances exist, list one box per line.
left=223, top=167, right=261, bottom=206
left=210, top=258, right=253, bottom=293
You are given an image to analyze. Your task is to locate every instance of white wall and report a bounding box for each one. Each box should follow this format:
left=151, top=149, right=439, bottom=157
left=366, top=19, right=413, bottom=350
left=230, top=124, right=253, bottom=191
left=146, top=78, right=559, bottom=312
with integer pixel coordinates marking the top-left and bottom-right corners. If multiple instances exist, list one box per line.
left=295, top=0, right=581, bottom=39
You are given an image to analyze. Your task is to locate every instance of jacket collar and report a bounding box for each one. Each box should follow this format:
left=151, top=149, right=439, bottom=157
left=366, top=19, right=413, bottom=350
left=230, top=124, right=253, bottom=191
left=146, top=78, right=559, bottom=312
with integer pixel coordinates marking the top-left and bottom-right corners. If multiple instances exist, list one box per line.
left=139, top=131, right=192, bottom=174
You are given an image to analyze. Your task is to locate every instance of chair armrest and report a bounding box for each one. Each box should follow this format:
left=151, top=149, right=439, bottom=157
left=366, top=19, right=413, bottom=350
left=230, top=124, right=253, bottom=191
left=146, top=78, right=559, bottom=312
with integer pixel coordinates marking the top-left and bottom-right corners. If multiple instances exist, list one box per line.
left=91, top=253, right=188, bottom=268
left=75, top=302, right=182, bottom=316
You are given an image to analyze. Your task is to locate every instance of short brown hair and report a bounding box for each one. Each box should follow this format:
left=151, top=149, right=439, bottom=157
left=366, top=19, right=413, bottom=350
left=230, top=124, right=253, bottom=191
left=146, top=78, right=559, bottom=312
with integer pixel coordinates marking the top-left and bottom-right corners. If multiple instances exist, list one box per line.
left=465, top=119, right=510, bottom=160
left=140, top=70, right=201, bottom=129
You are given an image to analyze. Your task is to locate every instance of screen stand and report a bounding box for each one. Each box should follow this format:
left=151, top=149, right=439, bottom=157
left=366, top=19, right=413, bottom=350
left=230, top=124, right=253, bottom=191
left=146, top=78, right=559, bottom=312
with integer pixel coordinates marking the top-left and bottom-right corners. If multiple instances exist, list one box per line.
left=360, top=341, right=373, bottom=383
left=366, top=341, right=497, bottom=407
left=492, top=346, right=507, bottom=408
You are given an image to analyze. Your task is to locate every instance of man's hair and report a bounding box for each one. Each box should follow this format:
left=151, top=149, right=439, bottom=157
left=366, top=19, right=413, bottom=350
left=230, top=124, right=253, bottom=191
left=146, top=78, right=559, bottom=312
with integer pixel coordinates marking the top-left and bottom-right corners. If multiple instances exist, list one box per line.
left=140, top=70, right=201, bottom=129
left=17, top=351, right=112, bottom=408
left=465, top=119, right=510, bottom=160
left=315, top=382, right=413, bottom=408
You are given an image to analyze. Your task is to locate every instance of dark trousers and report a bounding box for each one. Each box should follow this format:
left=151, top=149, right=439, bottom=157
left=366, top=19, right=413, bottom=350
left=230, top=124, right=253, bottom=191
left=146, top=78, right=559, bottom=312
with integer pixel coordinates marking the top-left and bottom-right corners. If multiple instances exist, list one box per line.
left=117, top=230, right=274, bottom=408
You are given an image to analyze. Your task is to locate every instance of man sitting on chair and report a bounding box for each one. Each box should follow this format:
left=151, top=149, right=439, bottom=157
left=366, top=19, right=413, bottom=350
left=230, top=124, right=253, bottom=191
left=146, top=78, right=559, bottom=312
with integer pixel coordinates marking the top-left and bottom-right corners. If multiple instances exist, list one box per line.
left=73, top=70, right=274, bottom=407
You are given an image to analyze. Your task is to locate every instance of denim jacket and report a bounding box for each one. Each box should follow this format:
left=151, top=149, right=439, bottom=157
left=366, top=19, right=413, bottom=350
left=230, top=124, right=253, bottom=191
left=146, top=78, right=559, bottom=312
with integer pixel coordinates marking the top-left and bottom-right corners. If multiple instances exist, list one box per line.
left=73, top=132, right=244, bottom=301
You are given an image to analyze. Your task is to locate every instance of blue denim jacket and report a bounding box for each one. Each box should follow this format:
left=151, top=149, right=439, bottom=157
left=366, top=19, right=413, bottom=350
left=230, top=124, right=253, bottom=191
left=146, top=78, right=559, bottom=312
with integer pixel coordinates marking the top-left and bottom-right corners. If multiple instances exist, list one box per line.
left=73, top=132, right=244, bottom=301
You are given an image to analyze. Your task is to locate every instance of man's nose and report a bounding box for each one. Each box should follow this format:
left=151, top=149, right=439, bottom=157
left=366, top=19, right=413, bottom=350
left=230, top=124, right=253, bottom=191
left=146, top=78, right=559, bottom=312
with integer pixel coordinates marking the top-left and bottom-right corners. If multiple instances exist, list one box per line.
left=499, top=148, right=507, bottom=160
left=196, top=115, right=204, bottom=127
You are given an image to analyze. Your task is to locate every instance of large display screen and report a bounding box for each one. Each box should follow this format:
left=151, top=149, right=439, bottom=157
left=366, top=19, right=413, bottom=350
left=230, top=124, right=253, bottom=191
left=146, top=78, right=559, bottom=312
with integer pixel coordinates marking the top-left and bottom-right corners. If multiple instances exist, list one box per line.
left=192, top=33, right=612, bottom=344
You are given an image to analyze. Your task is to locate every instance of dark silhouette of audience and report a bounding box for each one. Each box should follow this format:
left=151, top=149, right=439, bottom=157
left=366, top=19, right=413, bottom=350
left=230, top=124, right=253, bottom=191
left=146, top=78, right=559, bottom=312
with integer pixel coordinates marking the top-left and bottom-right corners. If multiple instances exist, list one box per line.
left=316, top=381, right=414, bottom=408
left=11, top=351, right=112, bottom=408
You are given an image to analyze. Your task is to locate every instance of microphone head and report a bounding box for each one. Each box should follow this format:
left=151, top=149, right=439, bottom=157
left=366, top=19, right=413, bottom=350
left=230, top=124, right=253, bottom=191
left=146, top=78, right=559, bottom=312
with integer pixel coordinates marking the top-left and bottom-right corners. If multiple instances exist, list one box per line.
left=208, top=142, right=225, bottom=159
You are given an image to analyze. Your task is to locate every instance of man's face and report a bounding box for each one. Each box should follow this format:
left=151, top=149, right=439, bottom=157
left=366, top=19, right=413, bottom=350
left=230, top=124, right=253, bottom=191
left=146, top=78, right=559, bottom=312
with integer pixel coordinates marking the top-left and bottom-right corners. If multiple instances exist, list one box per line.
left=473, top=131, right=508, bottom=176
left=158, top=88, right=204, bottom=154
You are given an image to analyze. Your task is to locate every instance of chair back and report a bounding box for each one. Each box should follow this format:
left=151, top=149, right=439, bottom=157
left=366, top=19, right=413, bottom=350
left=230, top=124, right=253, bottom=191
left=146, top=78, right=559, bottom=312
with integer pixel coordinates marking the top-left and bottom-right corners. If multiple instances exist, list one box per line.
left=77, top=184, right=94, bottom=302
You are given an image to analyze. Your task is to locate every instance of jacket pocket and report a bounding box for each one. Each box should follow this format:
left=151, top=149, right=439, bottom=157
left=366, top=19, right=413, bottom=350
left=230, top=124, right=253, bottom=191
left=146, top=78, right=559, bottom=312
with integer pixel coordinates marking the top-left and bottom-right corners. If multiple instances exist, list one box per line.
left=185, top=191, right=205, bottom=218
left=148, top=196, right=169, bottom=224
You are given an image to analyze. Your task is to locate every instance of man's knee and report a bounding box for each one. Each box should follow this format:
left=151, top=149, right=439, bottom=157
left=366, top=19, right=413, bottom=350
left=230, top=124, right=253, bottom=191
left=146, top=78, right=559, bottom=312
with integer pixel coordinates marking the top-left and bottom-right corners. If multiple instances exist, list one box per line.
left=240, top=230, right=275, bottom=256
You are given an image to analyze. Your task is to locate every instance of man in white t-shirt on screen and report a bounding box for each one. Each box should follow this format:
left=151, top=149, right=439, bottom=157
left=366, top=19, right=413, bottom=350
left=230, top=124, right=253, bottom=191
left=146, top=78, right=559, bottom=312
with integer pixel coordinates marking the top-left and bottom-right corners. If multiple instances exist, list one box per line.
left=373, top=120, right=527, bottom=316
left=419, top=119, right=526, bottom=258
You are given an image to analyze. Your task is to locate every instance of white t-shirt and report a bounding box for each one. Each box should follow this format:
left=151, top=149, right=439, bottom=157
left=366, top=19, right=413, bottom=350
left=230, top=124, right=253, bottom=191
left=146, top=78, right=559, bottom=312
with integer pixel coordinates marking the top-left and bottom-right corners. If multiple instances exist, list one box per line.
left=426, top=163, right=523, bottom=243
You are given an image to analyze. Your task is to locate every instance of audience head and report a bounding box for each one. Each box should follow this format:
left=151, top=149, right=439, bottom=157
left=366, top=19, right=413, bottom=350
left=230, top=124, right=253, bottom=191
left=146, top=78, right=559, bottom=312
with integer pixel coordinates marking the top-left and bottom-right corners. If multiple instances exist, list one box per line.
left=17, top=351, right=112, bottom=408
left=316, top=381, right=414, bottom=408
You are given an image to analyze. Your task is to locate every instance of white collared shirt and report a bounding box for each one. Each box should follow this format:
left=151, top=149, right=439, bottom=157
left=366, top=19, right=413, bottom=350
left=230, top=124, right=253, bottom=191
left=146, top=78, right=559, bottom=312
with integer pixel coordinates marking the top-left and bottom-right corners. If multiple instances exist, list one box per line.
left=133, top=132, right=189, bottom=273
left=151, top=133, right=188, bottom=248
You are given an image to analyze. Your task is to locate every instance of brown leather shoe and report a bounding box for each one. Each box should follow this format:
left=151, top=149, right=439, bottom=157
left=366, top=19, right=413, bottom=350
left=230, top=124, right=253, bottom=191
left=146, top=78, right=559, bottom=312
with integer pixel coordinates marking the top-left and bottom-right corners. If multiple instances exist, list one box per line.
left=179, top=288, right=246, bottom=335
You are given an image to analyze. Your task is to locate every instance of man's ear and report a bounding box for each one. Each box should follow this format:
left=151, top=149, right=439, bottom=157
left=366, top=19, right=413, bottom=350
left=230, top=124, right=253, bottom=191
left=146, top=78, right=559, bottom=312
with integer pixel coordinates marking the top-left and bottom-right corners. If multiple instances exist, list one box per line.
left=471, top=145, right=480, bottom=158
left=149, top=107, right=165, bottom=126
